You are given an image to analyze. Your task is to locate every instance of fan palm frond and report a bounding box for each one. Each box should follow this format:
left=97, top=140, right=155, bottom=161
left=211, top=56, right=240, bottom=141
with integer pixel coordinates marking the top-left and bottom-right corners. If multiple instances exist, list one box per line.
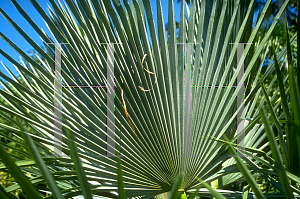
left=0, top=0, right=298, bottom=198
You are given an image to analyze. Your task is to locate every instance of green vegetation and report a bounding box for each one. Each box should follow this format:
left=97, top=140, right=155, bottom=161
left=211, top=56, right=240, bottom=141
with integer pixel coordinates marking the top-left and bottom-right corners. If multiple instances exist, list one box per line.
left=0, top=0, right=299, bottom=198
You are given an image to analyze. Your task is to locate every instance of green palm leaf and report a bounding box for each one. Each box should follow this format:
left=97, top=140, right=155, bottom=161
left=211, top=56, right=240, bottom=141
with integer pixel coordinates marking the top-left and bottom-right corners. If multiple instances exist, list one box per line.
left=0, top=0, right=297, bottom=198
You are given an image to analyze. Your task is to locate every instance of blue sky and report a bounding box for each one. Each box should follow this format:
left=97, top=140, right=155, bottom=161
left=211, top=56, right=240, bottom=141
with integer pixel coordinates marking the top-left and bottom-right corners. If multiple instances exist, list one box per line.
left=0, top=0, right=182, bottom=88
left=0, top=1, right=54, bottom=79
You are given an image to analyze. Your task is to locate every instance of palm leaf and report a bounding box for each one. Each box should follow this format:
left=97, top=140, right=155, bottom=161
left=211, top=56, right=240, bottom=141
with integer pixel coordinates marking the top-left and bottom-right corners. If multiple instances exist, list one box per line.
left=0, top=0, right=297, bottom=198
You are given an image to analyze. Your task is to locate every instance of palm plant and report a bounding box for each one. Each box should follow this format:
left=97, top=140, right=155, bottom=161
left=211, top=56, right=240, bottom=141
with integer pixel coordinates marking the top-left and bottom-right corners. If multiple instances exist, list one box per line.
left=0, top=0, right=299, bottom=198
